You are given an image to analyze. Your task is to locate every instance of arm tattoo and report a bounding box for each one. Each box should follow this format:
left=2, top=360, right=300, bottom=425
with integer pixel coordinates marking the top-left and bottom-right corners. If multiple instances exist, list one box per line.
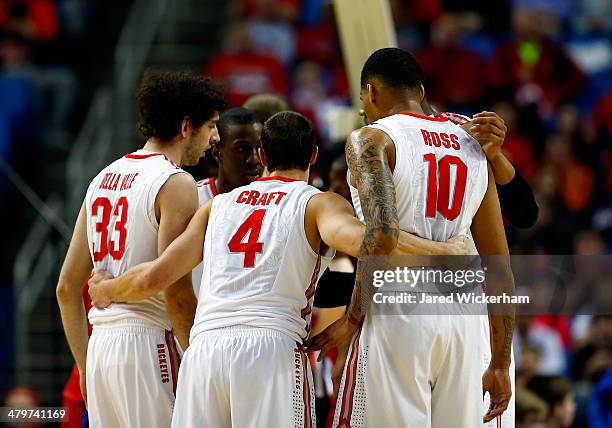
left=345, top=132, right=399, bottom=323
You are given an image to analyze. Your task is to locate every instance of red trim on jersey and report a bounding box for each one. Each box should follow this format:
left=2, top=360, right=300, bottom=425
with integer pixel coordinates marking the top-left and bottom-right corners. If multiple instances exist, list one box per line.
left=301, top=255, right=321, bottom=331
left=436, top=112, right=471, bottom=125
left=164, top=331, right=179, bottom=396
left=255, top=176, right=299, bottom=183
left=196, top=177, right=218, bottom=196
left=399, top=112, right=449, bottom=122
left=338, top=330, right=361, bottom=424
left=302, top=351, right=313, bottom=428
left=124, top=152, right=166, bottom=160
left=125, top=151, right=181, bottom=169
left=209, top=177, right=218, bottom=196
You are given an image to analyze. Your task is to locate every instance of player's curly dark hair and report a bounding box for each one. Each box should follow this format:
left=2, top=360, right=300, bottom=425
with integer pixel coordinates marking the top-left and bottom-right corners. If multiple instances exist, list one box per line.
left=136, top=70, right=227, bottom=141
left=361, top=47, right=425, bottom=90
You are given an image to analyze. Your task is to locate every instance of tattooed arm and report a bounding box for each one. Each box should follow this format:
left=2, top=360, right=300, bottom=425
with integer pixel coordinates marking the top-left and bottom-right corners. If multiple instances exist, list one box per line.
left=304, top=127, right=399, bottom=356
left=471, top=164, right=515, bottom=423
left=344, top=127, right=399, bottom=323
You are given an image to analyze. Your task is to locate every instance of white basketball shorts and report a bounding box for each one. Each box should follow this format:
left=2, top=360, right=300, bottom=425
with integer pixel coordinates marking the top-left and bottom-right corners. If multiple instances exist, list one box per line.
left=86, top=319, right=180, bottom=428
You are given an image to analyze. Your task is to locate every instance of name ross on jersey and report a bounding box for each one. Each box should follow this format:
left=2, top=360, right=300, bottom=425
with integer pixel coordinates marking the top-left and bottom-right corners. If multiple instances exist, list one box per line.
left=98, top=172, right=139, bottom=191
left=236, top=190, right=287, bottom=206
left=421, top=129, right=461, bottom=151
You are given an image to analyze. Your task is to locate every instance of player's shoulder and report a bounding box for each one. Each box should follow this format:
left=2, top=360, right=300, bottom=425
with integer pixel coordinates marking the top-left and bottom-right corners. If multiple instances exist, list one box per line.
left=158, top=171, right=197, bottom=199
left=435, top=111, right=471, bottom=125
left=347, top=125, right=393, bottom=150
left=308, top=191, right=353, bottom=215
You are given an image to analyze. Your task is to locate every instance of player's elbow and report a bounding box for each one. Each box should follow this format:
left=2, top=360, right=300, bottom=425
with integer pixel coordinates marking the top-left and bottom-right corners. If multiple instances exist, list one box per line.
left=365, top=226, right=399, bottom=255
left=56, top=276, right=80, bottom=304
left=137, top=266, right=166, bottom=295
left=138, top=272, right=160, bottom=295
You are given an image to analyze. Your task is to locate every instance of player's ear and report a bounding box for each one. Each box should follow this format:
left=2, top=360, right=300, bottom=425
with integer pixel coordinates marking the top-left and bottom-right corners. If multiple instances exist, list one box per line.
left=180, top=117, right=191, bottom=138
left=367, top=83, right=375, bottom=104
left=258, top=147, right=268, bottom=169
left=418, top=84, right=426, bottom=104
left=309, top=146, right=318, bottom=166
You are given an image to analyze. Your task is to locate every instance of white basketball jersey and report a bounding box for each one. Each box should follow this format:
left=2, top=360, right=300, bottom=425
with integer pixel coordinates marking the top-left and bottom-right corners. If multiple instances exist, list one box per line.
left=191, top=177, right=218, bottom=297
left=191, top=177, right=335, bottom=343
left=349, top=112, right=488, bottom=241
left=85, top=149, right=187, bottom=329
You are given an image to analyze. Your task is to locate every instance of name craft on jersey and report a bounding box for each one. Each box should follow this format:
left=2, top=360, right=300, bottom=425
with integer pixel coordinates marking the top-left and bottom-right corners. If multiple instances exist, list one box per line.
left=235, top=190, right=287, bottom=206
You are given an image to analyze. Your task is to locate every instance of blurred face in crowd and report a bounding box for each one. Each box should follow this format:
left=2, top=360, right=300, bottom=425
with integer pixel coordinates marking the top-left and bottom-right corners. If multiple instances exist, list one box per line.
left=182, top=113, right=220, bottom=166
left=517, top=412, right=547, bottom=428
left=213, top=122, right=263, bottom=189
left=553, top=393, right=576, bottom=428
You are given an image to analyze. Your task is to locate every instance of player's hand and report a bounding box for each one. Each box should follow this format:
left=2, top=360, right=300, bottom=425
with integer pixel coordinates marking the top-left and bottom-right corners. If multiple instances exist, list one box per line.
left=78, top=366, right=88, bottom=407
left=304, top=315, right=360, bottom=362
left=88, top=268, right=114, bottom=308
left=444, top=235, right=469, bottom=256
left=482, top=365, right=512, bottom=423
left=332, top=341, right=350, bottom=398
left=466, top=112, right=507, bottom=162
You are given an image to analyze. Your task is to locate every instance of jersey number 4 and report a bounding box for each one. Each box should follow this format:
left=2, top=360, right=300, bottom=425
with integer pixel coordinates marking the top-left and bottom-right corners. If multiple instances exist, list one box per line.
left=228, top=209, right=266, bottom=267
left=423, top=154, right=467, bottom=221
left=91, top=197, right=128, bottom=261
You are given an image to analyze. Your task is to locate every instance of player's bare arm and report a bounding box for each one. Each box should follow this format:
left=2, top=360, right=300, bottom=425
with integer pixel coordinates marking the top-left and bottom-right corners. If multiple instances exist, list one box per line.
left=156, top=173, right=199, bottom=349
left=305, top=127, right=399, bottom=356
left=307, top=191, right=469, bottom=258
left=89, top=199, right=211, bottom=307
left=56, top=201, right=94, bottom=403
left=471, top=164, right=515, bottom=423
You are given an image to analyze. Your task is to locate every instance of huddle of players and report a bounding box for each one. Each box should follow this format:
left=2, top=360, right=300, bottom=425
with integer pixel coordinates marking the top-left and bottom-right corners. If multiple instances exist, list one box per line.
left=58, top=48, right=537, bottom=427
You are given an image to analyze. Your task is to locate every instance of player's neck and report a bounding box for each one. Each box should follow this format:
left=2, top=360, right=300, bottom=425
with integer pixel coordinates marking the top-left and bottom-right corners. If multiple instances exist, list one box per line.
left=266, top=168, right=309, bottom=182
left=386, top=99, right=425, bottom=117
left=142, top=139, right=183, bottom=166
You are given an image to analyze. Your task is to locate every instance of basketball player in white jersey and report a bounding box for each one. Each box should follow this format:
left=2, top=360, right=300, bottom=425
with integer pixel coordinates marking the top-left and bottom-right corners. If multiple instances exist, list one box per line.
left=88, top=110, right=469, bottom=427
left=306, top=48, right=515, bottom=428
left=191, top=107, right=263, bottom=296
left=56, top=70, right=226, bottom=427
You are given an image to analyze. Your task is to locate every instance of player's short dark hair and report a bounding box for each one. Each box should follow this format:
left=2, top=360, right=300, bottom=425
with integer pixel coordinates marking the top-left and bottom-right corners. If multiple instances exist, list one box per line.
left=217, top=108, right=259, bottom=146
left=261, top=111, right=315, bottom=171
left=136, top=70, right=227, bottom=141
left=361, top=47, right=425, bottom=90
left=243, top=94, right=289, bottom=124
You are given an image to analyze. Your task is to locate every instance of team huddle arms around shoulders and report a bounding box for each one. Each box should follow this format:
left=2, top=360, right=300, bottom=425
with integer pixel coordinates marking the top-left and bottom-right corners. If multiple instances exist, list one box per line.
left=58, top=48, right=528, bottom=428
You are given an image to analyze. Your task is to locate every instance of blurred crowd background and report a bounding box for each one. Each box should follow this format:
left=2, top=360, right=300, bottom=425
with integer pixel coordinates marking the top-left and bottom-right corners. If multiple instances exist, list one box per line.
left=0, top=0, right=610, bottom=427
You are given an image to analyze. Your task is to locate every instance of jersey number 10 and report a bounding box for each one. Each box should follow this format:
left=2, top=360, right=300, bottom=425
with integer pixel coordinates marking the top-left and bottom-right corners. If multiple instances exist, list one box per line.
left=91, top=197, right=129, bottom=261
left=423, top=154, right=468, bottom=221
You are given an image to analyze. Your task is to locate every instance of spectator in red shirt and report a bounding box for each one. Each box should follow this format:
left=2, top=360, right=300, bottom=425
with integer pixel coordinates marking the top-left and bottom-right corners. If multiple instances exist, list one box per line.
left=417, top=13, right=487, bottom=110
left=591, top=92, right=612, bottom=139
left=489, top=8, right=586, bottom=118
left=205, top=22, right=289, bottom=107
left=0, top=0, right=59, bottom=42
